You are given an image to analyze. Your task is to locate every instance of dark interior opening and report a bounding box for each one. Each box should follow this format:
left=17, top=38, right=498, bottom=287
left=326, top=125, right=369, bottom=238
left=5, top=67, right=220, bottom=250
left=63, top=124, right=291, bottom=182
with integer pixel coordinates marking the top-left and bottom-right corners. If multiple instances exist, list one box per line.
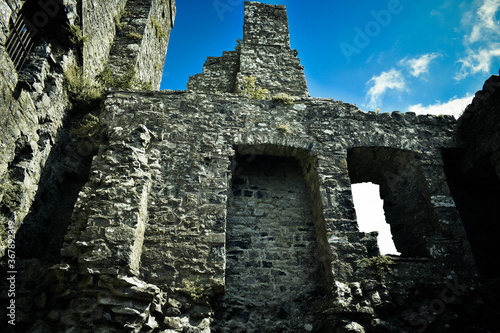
left=5, top=0, right=69, bottom=70
left=15, top=125, right=104, bottom=262
left=442, top=148, right=500, bottom=278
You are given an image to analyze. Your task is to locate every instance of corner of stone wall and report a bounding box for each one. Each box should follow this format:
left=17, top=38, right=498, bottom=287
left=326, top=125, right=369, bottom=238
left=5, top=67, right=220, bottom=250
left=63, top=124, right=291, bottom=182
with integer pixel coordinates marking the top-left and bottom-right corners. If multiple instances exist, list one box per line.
left=91, top=0, right=175, bottom=91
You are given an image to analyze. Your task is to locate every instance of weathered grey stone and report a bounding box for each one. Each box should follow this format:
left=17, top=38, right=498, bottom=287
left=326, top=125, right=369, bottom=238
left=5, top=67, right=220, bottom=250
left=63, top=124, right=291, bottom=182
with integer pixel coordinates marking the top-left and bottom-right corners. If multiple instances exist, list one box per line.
left=164, top=316, right=184, bottom=330
left=367, top=290, right=382, bottom=305
left=336, top=321, right=365, bottom=333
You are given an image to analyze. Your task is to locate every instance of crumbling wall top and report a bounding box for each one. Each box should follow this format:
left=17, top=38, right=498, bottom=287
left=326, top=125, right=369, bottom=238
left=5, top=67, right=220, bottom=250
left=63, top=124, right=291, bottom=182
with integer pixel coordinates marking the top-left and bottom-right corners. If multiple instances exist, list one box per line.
left=187, top=1, right=308, bottom=97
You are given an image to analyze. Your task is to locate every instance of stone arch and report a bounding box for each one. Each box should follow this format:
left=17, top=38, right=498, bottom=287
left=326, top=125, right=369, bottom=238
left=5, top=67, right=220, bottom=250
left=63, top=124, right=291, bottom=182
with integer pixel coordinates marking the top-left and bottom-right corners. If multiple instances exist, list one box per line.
left=234, top=134, right=323, bottom=156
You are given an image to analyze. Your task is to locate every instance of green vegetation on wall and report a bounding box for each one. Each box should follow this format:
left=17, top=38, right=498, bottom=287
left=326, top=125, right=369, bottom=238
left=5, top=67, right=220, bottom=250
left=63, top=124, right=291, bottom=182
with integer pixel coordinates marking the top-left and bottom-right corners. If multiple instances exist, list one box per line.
left=64, top=63, right=103, bottom=106
left=72, top=114, right=101, bottom=139
left=114, top=7, right=129, bottom=31
left=276, top=122, right=291, bottom=137
left=272, top=93, right=295, bottom=105
left=98, top=63, right=152, bottom=90
left=67, top=24, right=88, bottom=46
left=357, top=255, right=395, bottom=282
left=127, top=32, right=143, bottom=40
left=239, top=76, right=269, bottom=100
left=151, top=18, right=166, bottom=41
left=181, top=277, right=206, bottom=302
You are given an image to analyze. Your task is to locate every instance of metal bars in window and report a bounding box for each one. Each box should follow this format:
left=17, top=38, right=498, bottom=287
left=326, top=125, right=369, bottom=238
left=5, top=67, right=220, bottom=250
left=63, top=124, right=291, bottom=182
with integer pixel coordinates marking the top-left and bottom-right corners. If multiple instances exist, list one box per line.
left=5, top=10, right=36, bottom=71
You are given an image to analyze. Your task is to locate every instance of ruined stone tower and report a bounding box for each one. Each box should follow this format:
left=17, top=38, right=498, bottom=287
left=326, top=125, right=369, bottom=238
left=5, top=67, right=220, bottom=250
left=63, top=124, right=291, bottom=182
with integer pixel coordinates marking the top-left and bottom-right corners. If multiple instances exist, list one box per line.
left=1, top=1, right=499, bottom=332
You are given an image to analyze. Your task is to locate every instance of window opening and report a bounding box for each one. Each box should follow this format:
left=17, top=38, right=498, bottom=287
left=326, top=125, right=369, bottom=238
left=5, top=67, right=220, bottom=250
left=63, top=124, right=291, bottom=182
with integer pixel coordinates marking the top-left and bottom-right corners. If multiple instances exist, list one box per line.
left=351, top=182, right=399, bottom=255
left=5, top=0, right=69, bottom=71
left=5, top=8, right=37, bottom=70
left=347, top=147, right=438, bottom=257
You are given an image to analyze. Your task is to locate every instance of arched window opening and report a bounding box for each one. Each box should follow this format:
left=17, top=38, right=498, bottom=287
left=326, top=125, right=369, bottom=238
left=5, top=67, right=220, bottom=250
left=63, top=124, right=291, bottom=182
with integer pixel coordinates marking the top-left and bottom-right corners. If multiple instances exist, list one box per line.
left=347, top=147, right=439, bottom=258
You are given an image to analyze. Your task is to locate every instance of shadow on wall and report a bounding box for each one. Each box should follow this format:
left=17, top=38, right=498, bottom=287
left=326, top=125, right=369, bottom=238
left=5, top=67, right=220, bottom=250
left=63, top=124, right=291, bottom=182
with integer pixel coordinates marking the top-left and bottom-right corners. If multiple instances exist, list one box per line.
left=442, top=148, right=500, bottom=279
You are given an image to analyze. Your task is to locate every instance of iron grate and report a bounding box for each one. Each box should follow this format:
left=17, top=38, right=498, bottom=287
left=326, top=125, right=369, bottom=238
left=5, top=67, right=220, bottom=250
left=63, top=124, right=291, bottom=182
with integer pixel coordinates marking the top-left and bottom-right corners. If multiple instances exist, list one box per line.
left=5, top=7, right=37, bottom=71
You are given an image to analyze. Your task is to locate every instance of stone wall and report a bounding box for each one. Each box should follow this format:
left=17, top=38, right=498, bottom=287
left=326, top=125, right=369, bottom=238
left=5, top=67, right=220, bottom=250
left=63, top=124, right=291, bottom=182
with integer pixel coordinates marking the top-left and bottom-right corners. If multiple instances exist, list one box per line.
left=0, top=0, right=175, bottom=260
left=83, top=0, right=175, bottom=84
left=82, top=0, right=128, bottom=78
left=187, top=51, right=239, bottom=94
left=217, top=154, right=325, bottom=332
left=0, top=0, right=176, bottom=330
left=447, top=75, right=500, bottom=278
left=56, top=88, right=478, bottom=331
left=0, top=0, right=78, bottom=257
left=457, top=75, right=500, bottom=175
left=105, top=0, right=175, bottom=90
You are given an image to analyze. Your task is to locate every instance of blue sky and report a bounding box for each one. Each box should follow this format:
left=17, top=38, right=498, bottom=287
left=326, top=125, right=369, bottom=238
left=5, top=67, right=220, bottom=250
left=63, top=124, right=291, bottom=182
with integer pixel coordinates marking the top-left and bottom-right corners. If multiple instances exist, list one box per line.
left=161, top=0, right=500, bottom=118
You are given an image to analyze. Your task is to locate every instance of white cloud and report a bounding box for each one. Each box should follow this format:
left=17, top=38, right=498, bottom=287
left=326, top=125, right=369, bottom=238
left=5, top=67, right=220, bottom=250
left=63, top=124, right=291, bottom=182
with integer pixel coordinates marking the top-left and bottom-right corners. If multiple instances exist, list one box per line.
left=455, top=46, right=500, bottom=80
left=469, top=0, right=500, bottom=43
left=456, top=0, right=500, bottom=79
left=366, top=69, right=406, bottom=108
left=402, top=53, right=441, bottom=78
left=408, top=95, right=474, bottom=118
left=351, top=183, right=399, bottom=255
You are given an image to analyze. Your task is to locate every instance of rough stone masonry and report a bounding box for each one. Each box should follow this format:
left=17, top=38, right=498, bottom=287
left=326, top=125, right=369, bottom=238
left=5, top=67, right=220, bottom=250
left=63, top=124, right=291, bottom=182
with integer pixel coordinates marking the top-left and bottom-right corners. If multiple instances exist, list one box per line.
left=0, top=1, right=499, bottom=332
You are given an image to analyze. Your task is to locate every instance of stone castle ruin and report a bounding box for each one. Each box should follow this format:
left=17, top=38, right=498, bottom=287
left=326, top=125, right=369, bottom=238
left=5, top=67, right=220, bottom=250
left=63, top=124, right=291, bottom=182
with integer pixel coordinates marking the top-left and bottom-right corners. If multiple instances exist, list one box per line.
left=0, top=1, right=499, bottom=332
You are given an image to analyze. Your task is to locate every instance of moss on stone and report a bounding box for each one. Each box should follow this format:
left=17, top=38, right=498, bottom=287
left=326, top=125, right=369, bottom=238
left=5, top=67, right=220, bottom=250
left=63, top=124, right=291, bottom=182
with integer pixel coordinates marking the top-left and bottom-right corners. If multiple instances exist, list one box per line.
left=181, top=277, right=206, bottom=302
left=98, top=63, right=136, bottom=89
left=67, top=24, right=88, bottom=46
left=357, top=255, right=395, bottom=282
left=114, top=15, right=124, bottom=31
left=151, top=18, right=166, bottom=41
left=240, top=76, right=269, bottom=100
left=272, top=93, right=295, bottom=105
left=276, top=122, right=291, bottom=136
left=127, top=32, right=143, bottom=40
left=72, top=114, right=101, bottom=139
left=98, top=63, right=152, bottom=90
left=114, top=7, right=128, bottom=31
